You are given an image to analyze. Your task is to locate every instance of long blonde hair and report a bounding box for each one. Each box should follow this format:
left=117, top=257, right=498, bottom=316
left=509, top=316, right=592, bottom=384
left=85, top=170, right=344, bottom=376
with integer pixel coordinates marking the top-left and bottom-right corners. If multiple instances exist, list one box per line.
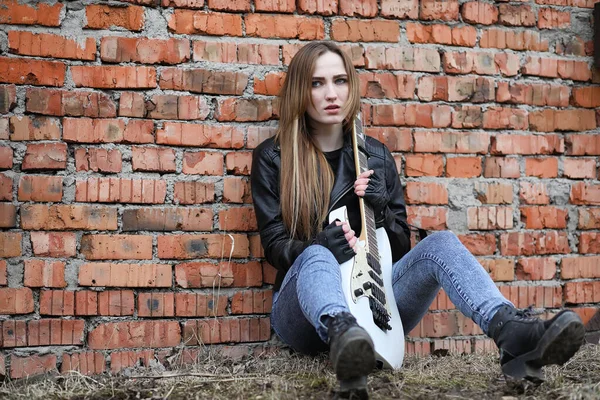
left=276, top=42, right=361, bottom=241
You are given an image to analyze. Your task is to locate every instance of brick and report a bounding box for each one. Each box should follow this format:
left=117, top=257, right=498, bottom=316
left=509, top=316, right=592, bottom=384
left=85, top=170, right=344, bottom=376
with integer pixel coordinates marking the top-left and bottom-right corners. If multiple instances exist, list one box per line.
left=0, top=118, right=7, bottom=139
left=231, top=290, right=273, bottom=314
left=109, top=349, right=155, bottom=373
left=571, top=87, right=600, bottom=108
left=219, top=207, right=257, bottom=231
left=538, top=8, right=570, bottom=29
left=2, top=320, right=26, bottom=347
left=451, top=105, right=482, bottom=128
left=18, top=175, right=63, bottom=202
left=0, top=232, right=22, bottom=257
left=380, top=0, right=417, bottom=18
left=365, top=46, right=441, bottom=72
left=0, top=84, right=16, bottom=113
left=523, top=57, right=592, bottom=82
left=443, top=51, right=499, bottom=75
left=405, top=155, right=443, bottom=177
left=124, top=120, right=155, bottom=143
left=24, top=260, right=66, bottom=287
left=364, top=128, right=410, bottom=153
left=85, top=4, right=144, bottom=31
left=561, top=256, right=600, bottom=279
left=492, top=134, right=563, bottom=155
left=247, top=126, right=277, bottom=149
left=138, top=292, right=175, bottom=317
left=174, top=181, right=216, bottom=204
left=9, top=31, right=95, bottom=60
left=298, top=0, right=337, bottom=14
left=413, top=131, right=490, bottom=154
left=80, top=235, right=153, bottom=260
left=563, top=158, right=595, bottom=179
left=131, top=147, right=176, bottom=173
left=331, top=19, right=399, bottom=42
left=21, top=204, right=118, bottom=230
left=25, top=88, right=117, bottom=118
left=498, top=4, right=536, bottom=26
left=40, top=290, right=74, bottom=316
left=10, top=355, right=57, bottom=379
left=71, top=66, right=156, bottom=89
left=0, top=260, right=6, bottom=286
left=79, top=263, right=171, bottom=287
left=556, top=36, right=589, bottom=56
left=88, top=321, right=181, bottom=349
left=75, top=177, right=167, bottom=204
left=579, top=209, right=600, bottom=229
left=580, top=232, right=600, bottom=254
left=216, top=98, right=274, bottom=122
left=372, top=104, right=452, bottom=128
left=500, top=231, right=570, bottom=256
left=519, top=182, right=550, bottom=205
left=566, top=135, right=600, bottom=156
left=529, top=109, right=596, bottom=132
left=483, top=158, right=520, bottom=178
left=255, top=0, right=295, bottom=12
left=565, top=281, right=600, bottom=304
left=169, top=10, right=244, bottom=35
left=245, top=14, right=324, bottom=40
left=175, top=261, right=262, bottom=287
left=183, top=317, right=270, bottom=344
left=147, top=94, right=210, bottom=120
left=0, top=57, right=65, bottom=86
left=359, top=73, right=415, bottom=100
left=98, top=290, right=135, bottom=316
left=119, top=92, right=145, bottom=117
left=521, top=206, right=568, bottom=229
left=480, top=28, right=548, bottom=52
left=498, top=285, right=562, bottom=308
left=515, top=258, right=556, bottom=280
left=175, top=293, right=227, bottom=317
left=0, top=203, right=16, bottom=228
left=157, top=123, right=243, bottom=148
left=0, top=288, right=33, bottom=314
left=253, top=71, right=286, bottom=95
left=458, top=233, right=497, bottom=255
left=417, top=76, right=494, bottom=103
left=535, top=0, right=595, bottom=6
left=158, top=234, right=249, bottom=259
left=159, top=68, right=248, bottom=95
left=75, top=148, right=122, bottom=173
left=61, top=352, right=105, bottom=375
left=9, top=116, right=61, bottom=140
left=478, top=258, right=515, bottom=281
left=123, top=207, right=213, bottom=231
left=405, top=182, right=448, bottom=205
left=222, top=177, right=251, bottom=204
left=420, top=0, right=459, bottom=20
left=461, top=2, right=498, bottom=25
left=101, top=37, right=190, bottom=64
left=226, top=152, right=253, bottom=175
left=447, top=157, right=482, bottom=178
left=64, top=118, right=124, bottom=143
left=75, top=291, right=99, bottom=316
left=483, top=107, right=528, bottom=130
left=183, top=151, right=224, bottom=175
left=525, top=157, right=559, bottom=178
left=0, top=146, right=12, bottom=169
left=406, top=23, right=477, bottom=47
left=496, top=82, right=570, bottom=107
left=30, top=232, right=76, bottom=257
left=467, top=206, right=513, bottom=230
left=0, top=0, right=63, bottom=26
left=406, top=206, right=447, bottom=230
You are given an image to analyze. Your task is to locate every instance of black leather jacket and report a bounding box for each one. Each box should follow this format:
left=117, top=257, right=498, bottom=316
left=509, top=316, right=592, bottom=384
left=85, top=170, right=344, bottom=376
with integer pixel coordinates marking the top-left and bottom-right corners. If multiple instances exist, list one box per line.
left=251, top=135, right=411, bottom=290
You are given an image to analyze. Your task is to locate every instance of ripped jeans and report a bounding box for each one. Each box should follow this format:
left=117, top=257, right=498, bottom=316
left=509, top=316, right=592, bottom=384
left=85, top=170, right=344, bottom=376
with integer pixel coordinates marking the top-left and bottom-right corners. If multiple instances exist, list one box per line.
left=270, top=231, right=513, bottom=354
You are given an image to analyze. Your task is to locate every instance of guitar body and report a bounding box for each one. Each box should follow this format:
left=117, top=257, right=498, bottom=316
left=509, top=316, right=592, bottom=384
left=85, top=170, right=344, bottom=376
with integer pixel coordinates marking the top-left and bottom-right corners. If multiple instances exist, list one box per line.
left=329, top=206, right=405, bottom=369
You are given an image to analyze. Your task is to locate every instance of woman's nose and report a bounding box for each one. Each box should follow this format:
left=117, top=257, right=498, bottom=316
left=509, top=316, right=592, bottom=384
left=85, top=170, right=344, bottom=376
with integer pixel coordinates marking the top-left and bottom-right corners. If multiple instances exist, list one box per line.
left=325, top=83, right=337, bottom=100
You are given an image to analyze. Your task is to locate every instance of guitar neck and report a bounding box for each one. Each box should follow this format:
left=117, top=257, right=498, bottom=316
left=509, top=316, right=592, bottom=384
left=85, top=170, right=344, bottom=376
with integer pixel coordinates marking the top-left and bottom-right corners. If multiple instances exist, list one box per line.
left=351, top=114, right=380, bottom=259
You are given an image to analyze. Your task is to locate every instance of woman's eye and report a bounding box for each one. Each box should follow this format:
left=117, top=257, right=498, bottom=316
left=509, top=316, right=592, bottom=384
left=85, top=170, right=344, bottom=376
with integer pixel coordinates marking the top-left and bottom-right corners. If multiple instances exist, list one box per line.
left=336, top=78, right=348, bottom=84
left=311, top=81, right=322, bottom=87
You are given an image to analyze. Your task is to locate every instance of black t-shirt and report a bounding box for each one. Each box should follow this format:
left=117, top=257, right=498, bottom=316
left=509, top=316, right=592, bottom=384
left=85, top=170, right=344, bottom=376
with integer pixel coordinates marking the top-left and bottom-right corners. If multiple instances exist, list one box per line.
left=323, top=149, right=362, bottom=236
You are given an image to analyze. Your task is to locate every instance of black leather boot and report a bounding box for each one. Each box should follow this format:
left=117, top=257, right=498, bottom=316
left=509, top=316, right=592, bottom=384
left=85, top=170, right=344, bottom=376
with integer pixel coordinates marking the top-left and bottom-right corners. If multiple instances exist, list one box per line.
left=326, top=312, right=375, bottom=399
left=488, top=305, right=585, bottom=382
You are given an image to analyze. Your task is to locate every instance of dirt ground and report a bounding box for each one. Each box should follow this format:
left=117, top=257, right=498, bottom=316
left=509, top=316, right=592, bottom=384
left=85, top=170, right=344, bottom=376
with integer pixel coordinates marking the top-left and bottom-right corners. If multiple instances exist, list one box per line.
left=1, top=344, right=599, bottom=399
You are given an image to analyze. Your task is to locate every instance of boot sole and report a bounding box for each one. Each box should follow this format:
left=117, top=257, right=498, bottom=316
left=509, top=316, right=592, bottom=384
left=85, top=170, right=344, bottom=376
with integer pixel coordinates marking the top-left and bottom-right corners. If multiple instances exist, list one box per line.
left=333, top=327, right=376, bottom=382
left=501, top=310, right=585, bottom=382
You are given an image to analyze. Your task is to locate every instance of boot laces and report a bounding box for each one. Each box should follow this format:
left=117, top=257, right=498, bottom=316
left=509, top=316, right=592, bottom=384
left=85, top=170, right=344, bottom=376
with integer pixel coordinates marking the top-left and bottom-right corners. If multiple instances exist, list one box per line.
left=328, top=312, right=358, bottom=339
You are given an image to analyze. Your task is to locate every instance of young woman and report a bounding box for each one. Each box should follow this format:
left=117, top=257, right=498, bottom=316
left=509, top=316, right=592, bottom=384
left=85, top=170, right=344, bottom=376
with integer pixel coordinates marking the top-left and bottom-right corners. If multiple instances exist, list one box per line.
left=250, top=41, right=584, bottom=398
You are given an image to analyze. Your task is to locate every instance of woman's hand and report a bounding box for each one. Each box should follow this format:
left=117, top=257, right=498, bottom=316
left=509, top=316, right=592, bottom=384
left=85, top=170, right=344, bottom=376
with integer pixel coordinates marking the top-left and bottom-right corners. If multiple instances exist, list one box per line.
left=313, top=220, right=357, bottom=264
left=337, top=220, right=357, bottom=251
left=353, top=170, right=373, bottom=197
left=354, top=169, right=389, bottom=215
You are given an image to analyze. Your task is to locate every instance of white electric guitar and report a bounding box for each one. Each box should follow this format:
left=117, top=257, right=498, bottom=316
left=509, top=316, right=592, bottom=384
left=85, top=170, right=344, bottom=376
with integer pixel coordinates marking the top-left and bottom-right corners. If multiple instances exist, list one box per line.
left=329, top=113, right=404, bottom=369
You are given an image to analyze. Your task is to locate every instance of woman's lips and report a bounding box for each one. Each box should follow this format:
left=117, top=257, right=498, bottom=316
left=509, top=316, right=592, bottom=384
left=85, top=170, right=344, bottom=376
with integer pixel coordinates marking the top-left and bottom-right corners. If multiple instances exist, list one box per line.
left=325, top=105, right=340, bottom=114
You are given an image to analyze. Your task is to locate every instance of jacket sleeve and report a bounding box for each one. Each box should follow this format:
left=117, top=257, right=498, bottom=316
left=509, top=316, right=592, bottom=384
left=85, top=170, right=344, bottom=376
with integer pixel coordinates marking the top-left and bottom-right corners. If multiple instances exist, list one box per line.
left=380, top=145, right=411, bottom=262
left=250, top=145, right=309, bottom=274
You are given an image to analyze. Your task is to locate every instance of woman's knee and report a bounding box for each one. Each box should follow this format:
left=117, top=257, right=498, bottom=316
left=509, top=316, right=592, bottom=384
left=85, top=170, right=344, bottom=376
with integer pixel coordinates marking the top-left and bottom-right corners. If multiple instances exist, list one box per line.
left=422, top=230, right=461, bottom=248
left=298, top=244, right=338, bottom=265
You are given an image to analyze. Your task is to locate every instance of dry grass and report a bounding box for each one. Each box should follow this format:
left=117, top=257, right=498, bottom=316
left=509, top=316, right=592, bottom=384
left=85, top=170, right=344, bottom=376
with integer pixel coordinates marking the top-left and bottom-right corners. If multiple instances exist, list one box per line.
left=1, top=344, right=599, bottom=399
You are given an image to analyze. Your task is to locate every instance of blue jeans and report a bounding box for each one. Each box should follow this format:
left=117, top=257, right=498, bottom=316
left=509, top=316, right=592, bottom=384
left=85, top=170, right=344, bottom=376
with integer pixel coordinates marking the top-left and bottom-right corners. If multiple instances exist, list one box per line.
left=270, top=231, right=513, bottom=354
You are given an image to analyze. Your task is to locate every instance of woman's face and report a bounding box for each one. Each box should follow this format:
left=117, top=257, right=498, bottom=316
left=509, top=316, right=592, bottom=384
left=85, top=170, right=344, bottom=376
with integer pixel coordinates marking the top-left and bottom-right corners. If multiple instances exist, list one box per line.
left=306, top=51, right=349, bottom=127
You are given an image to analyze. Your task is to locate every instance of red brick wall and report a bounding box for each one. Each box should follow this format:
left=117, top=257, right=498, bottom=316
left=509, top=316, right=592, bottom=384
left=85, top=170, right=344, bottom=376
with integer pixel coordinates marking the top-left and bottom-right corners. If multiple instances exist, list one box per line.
left=0, top=0, right=599, bottom=378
